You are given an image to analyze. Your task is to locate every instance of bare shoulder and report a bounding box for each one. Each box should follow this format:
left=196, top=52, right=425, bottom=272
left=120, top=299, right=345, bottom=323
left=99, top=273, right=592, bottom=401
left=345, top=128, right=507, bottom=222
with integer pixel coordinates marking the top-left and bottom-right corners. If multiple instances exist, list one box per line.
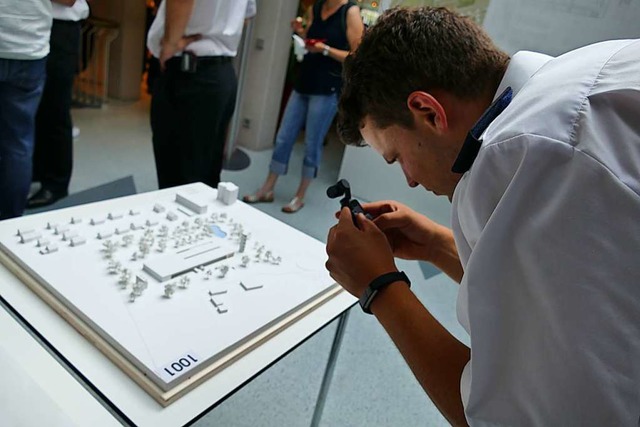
left=346, top=3, right=361, bottom=17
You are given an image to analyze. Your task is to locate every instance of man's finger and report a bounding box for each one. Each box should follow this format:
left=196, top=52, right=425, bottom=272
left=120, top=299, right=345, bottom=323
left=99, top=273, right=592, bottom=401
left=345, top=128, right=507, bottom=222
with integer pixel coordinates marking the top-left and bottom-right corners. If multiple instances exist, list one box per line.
left=373, top=210, right=406, bottom=231
left=360, top=200, right=395, bottom=218
left=326, top=224, right=337, bottom=248
left=337, top=207, right=355, bottom=229
left=355, top=212, right=375, bottom=231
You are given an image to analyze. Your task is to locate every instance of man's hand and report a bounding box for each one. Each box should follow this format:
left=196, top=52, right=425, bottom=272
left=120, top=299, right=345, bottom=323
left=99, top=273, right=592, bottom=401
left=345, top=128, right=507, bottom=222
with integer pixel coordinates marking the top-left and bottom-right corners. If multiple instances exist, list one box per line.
left=326, top=207, right=398, bottom=297
left=159, top=34, right=201, bottom=70
left=360, top=200, right=444, bottom=262
left=358, top=200, right=463, bottom=283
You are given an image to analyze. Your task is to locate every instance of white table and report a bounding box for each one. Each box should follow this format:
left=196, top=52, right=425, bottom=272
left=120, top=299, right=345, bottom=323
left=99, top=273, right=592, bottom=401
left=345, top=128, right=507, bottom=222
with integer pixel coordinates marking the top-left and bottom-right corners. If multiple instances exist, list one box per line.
left=0, top=184, right=355, bottom=426
left=0, top=238, right=356, bottom=426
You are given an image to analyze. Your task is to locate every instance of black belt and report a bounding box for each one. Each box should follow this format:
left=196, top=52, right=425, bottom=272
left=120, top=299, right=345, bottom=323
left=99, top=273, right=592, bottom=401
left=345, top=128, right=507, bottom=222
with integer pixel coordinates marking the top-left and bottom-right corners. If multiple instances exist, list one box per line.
left=197, top=56, right=233, bottom=64
left=166, top=55, right=232, bottom=66
left=53, top=19, right=82, bottom=26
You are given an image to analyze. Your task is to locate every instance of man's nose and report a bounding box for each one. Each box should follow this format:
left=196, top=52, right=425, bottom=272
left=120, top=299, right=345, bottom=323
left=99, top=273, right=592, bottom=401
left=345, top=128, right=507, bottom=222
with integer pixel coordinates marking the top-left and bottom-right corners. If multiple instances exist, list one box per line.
left=400, top=163, right=418, bottom=187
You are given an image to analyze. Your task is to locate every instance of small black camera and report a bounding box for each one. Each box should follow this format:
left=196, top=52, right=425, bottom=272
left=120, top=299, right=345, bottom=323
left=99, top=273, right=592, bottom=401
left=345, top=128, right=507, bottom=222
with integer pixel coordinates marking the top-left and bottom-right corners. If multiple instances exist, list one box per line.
left=326, top=179, right=372, bottom=227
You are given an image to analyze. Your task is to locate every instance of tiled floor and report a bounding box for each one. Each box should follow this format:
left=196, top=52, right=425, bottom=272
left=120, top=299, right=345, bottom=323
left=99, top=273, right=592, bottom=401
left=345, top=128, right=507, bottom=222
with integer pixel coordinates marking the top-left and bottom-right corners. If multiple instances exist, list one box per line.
left=66, top=95, right=465, bottom=426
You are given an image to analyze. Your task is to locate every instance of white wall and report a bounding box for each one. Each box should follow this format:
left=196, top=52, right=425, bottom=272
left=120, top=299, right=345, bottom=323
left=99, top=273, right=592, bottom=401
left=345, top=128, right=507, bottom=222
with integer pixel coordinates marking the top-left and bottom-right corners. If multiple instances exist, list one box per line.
left=484, top=0, right=640, bottom=56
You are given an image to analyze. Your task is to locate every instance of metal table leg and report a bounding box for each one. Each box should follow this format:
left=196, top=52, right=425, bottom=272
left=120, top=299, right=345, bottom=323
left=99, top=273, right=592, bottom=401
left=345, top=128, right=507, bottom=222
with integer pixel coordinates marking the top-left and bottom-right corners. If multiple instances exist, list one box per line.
left=310, top=309, right=351, bottom=427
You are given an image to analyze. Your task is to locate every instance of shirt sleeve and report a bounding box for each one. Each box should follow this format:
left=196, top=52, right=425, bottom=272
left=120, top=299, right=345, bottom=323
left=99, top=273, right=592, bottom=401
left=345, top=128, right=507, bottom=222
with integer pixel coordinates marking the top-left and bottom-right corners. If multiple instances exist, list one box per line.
left=454, top=134, right=640, bottom=426
left=245, top=0, right=257, bottom=19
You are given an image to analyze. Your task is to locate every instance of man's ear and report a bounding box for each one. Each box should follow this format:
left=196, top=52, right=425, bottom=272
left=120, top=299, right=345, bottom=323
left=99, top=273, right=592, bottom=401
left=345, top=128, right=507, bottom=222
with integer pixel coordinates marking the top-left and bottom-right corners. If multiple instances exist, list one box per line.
left=406, top=91, right=448, bottom=133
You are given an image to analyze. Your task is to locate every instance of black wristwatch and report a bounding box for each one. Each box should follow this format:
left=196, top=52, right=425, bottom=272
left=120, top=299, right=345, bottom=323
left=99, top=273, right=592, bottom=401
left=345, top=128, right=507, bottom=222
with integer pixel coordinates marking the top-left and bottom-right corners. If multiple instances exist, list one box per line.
left=359, top=271, right=411, bottom=314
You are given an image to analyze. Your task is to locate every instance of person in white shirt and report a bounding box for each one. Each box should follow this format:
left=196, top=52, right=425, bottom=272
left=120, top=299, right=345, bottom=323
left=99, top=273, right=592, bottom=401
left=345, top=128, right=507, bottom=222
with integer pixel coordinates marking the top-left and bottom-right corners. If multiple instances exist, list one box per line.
left=29, top=0, right=90, bottom=208
left=0, top=0, right=52, bottom=219
left=147, top=0, right=257, bottom=189
left=325, top=7, right=640, bottom=426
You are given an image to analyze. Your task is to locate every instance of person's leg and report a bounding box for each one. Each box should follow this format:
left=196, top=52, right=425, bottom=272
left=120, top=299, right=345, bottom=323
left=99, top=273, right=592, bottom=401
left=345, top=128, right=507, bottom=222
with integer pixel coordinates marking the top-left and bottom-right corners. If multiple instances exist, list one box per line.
left=300, top=92, right=338, bottom=184
left=244, top=91, right=308, bottom=202
left=282, top=92, right=337, bottom=213
left=293, top=176, right=313, bottom=201
left=0, top=57, right=47, bottom=219
left=146, top=56, right=161, bottom=95
left=208, top=61, right=237, bottom=188
left=150, top=63, right=181, bottom=189
left=32, top=69, right=51, bottom=186
left=243, top=170, right=278, bottom=203
left=269, top=90, right=308, bottom=177
left=30, top=20, right=80, bottom=206
left=167, top=59, right=237, bottom=188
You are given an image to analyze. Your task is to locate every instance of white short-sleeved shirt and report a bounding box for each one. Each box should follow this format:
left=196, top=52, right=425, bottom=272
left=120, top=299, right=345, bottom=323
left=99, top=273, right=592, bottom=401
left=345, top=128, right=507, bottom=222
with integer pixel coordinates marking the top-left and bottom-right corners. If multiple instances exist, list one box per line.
left=52, top=0, right=89, bottom=22
left=453, top=39, right=640, bottom=426
left=0, top=0, right=52, bottom=60
left=147, top=0, right=257, bottom=58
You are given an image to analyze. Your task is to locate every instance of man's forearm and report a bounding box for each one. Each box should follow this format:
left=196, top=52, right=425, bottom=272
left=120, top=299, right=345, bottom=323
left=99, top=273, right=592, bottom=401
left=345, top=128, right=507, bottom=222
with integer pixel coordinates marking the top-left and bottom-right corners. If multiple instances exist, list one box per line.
left=164, top=0, right=195, bottom=45
left=430, top=226, right=464, bottom=283
left=371, top=284, right=470, bottom=427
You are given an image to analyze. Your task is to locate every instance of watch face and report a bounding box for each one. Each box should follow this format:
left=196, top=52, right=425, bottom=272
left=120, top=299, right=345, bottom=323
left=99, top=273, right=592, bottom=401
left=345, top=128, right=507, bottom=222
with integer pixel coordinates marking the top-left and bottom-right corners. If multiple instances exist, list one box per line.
left=360, top=271, right=410, bottom=314
left=359, top=288, right=377, bottom=314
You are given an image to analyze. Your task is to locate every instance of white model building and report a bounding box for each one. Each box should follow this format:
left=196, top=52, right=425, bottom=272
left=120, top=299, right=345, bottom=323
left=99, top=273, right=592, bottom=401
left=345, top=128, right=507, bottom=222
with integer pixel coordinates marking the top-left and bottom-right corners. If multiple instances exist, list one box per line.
left=217, top=182, right=239, bottom=205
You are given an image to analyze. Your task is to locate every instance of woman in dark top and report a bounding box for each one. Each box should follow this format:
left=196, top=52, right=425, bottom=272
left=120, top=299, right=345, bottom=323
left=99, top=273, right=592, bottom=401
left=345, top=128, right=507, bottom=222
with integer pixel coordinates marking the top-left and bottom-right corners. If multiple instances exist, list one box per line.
left=243, top=0, right=364, bottom=213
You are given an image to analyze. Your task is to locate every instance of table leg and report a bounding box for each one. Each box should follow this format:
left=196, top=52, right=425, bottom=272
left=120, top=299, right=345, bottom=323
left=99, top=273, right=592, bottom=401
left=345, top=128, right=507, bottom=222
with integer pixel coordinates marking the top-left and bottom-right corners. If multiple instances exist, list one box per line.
left=310, top=309, right=351, bottom=427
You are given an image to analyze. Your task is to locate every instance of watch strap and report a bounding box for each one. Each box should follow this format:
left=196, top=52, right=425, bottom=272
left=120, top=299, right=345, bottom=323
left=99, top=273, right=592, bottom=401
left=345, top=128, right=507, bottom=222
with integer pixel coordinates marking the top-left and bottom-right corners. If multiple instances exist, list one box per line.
left=359, top=271, right=410, bottom=314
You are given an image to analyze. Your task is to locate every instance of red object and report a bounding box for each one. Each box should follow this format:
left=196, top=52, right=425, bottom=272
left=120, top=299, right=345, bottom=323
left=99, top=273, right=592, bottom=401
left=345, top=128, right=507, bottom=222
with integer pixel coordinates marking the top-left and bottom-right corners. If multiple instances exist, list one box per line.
left=304, top=38, right=327, bottom=47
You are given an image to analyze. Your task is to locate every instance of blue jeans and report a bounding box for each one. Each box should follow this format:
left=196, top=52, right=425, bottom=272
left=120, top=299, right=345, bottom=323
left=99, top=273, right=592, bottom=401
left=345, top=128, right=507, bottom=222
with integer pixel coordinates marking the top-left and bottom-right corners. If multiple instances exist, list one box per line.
left=270, top=90, right=338, bottom=179
left=0, top=57, right=46, bottom=219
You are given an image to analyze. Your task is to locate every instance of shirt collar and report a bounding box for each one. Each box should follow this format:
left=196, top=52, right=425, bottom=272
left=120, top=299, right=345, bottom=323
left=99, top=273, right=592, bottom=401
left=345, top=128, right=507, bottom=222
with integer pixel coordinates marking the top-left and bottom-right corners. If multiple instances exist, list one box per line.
left=450, top=51, right=554, bottom=174
left=451, top=87, right=513, bottom=173
left=494, top=51, right=553, bottom=100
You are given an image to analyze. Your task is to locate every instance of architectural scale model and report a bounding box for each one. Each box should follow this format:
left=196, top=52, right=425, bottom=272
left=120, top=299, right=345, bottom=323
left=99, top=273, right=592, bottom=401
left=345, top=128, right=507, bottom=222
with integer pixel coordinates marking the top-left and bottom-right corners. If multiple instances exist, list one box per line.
left=0, top=182, right=340, bottom=406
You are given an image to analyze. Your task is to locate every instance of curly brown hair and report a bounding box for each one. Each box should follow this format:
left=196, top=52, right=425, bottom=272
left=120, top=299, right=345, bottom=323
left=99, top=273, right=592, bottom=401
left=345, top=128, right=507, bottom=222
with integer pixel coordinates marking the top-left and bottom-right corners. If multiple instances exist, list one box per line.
left=338, top=7, right=510, bottom=146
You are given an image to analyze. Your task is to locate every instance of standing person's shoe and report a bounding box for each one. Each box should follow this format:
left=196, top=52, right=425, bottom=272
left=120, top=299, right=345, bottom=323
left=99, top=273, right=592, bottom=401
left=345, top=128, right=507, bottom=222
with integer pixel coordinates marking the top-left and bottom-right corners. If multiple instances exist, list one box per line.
left=26, top=188, right=68, bottom=208
left=281, top=197, right=304, bottom=213
left=242, top=190, right=274, bottom=204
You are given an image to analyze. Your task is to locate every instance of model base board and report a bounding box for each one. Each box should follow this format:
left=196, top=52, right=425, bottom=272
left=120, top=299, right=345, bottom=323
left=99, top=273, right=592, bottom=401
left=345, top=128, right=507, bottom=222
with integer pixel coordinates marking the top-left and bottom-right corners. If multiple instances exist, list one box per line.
left=0, top=183, right=340, bottom=406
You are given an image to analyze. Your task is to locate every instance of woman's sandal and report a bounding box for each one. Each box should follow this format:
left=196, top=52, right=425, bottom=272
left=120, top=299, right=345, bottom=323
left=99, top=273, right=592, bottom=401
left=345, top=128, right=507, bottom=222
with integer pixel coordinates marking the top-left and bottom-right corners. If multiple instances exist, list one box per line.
left=281, top=196, right=304, bottom=213
left=242, top=190, right=274, bottom=204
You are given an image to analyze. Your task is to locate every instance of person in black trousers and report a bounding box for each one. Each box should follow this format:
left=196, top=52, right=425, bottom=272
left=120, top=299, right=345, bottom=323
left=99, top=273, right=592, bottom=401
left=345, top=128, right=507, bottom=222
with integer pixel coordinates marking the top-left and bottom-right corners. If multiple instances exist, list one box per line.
left=147, top=0, right=256, bottom=190
left=29, top=1, right=87, bottom=208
